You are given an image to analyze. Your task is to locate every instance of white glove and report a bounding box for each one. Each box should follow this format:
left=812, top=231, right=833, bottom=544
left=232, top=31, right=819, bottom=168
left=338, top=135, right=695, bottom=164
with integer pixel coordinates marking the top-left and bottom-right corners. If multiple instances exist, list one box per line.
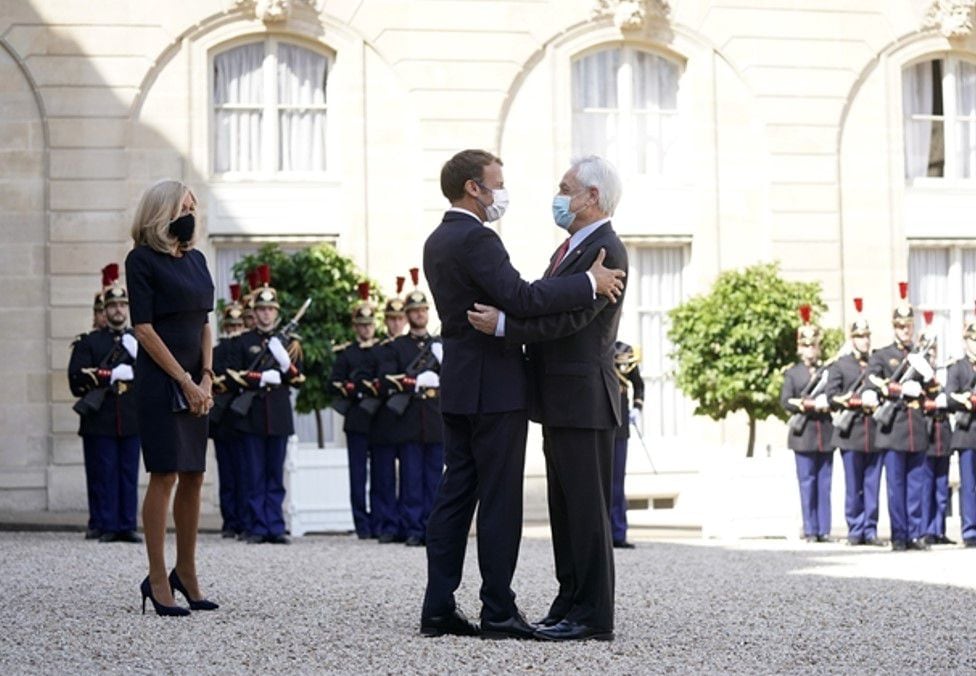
left=431, top=342, right=443, bottom=364
left=121, top=333, right=138, bottom=359
left=907, top=352, right=935, bottom=382
left=861, top=389, right=879, bottom=408
left=268, top=336, right=291, bottom=372
left=901, top=380, right=922, bottom=399
left=259, top=369, right=282, bottom=387
left=628, top=408, right=641, bottom=425
left=415, top=370, right=440, bottom=390
left=935, top=393, right=948, bottom=409
left=110, top=364, right=133, bottom=384
left=813, top=393, right=829, bottom=412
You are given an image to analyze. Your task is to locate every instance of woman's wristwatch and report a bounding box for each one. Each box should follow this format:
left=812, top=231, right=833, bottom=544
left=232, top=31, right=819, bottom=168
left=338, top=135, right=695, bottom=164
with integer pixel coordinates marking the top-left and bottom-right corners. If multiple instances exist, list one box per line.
left=201, top=367, right=215, bottom=379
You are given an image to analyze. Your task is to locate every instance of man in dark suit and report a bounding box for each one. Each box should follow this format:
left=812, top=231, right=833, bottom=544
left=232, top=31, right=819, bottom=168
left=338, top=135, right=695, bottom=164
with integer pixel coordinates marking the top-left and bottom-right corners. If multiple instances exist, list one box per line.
left=419, top=149, right=625, bottom=639
left=468, top=155, right=628, bottom=642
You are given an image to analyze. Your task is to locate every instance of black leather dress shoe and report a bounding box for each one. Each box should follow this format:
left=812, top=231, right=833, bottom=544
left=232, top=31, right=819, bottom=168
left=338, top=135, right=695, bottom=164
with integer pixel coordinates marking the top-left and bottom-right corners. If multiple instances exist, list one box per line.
left=378, top=533, right=396, bottom=544
left=891, top=539, right=907, bottom=551
left=268, top=534, right=290, bottom=545
left=221, top=529, right=237, bottom=539
left=245, top=534, right=267, bottom=544
left=613, top=540, right=636, bottom=549
left=534, top=619, right=613, bottom=642
left=933, top=535, right=956, bottom=545
left=863, top=537, right=886, bottom=547
left=85, top=528, right=102, bottom=540
left=964, top=539, right=976, bottom=548
left=480, top=612, right=536, bottom=640
left=816, top=535, right=832, bottom=543
left=405, top=536, right=424, bottom=547
left=908, top=538, right=930, bottom=551
left=116, top=530, right=143, bottom=543
left=98, top=532, right=118, bottom=543
left=536, top=614, right=563, bottom=628
left=420, top=608, right=480, bottom=637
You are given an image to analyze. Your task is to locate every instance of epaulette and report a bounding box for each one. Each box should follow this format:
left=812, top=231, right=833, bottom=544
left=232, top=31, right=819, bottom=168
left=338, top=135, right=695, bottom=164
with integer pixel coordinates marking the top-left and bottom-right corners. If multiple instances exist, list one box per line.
left=779, top=363, right=794, bottom=375
left=332, top=342, right=351, bottom=353
left=71, top=333, right=86, bottom=347
left=380, top=337, right=394, bottom=346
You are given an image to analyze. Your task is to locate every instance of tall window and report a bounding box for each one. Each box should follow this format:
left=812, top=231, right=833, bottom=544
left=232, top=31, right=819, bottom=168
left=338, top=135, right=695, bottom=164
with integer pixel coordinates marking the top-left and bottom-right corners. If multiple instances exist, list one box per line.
left=903, top=57, right=976, bottom=181
left=908, top=245, right=976, bottom=360
left=630, top=245, right=691, bottom=438
left=572, top=47, right=680, bottom=177
left=213, top=40, right=330, bottom=176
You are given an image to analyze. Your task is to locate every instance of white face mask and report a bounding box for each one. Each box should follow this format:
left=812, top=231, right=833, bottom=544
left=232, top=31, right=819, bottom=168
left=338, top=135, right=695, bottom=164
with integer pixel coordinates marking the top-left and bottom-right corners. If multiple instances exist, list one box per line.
left=476, top=184, right=509, bottom=222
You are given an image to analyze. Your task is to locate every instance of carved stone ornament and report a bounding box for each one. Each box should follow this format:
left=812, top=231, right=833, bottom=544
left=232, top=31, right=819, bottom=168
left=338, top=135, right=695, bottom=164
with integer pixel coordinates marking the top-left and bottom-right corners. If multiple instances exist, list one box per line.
left=236, top=0, right=321, bottom=24
left=923, top=0, right=976, bottom=38
left=591, top=0, right=671, bottom=31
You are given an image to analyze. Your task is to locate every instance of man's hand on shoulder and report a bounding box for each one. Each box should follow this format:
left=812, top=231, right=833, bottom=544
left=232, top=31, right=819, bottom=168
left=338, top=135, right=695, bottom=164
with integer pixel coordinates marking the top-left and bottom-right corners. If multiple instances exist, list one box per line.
left=467, top=303, right=500, bottom=335
left=588, top=248, right=625, bottom=303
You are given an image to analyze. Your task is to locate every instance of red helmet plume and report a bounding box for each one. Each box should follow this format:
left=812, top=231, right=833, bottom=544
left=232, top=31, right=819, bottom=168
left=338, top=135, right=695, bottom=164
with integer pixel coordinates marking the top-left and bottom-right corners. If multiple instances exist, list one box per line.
left=798, top=304, right=812, bottom=325
left=357, top=282, right=370, bottom=301
left=922, top=310, right=934, bottom=326
left=396, top=276, right=405, bottom=295
left=229, top=283, right=241, bottom=302
left=101, top=263, right=119, bottom=287
left=898, top=281, right=908, bottom=300
left=409, top=267, right=420, bottom=287
left=247, top=269, right=260, bottom=291
left=257, top=264, right=271, bottom=287
left=853, top=297, right=863, bottom=313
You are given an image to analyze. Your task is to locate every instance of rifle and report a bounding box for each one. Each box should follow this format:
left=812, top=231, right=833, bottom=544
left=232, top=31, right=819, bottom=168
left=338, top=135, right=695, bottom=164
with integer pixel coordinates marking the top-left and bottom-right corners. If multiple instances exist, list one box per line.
left=787, top=365, right=831, bottom=435
left=72, top=335, right=130, bottom=416
left=950, top=365, right=976, bottom=430
left=386, top=338, right=441, bottom=416
left=228, top=298, right=311, bottom=417
left=870, top=334, right=936, bottom=429
left=831, top=368, right=869, bottom=436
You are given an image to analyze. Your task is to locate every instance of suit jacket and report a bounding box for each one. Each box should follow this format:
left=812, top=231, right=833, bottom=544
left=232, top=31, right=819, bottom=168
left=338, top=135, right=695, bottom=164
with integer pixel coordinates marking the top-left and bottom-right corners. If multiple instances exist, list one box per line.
left=504, top=221, right=627, bottom=430
left=423, top=210, right=595, bottom=415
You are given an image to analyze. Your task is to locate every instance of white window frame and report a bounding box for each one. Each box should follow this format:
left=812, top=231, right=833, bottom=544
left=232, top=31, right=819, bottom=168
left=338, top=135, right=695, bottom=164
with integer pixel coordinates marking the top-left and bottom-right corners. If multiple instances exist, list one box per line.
left=907, top=242, right=976, bottom=361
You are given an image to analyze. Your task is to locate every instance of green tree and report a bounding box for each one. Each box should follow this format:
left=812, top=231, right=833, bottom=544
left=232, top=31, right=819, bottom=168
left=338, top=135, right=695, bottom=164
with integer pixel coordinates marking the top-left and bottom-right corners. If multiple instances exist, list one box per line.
left=232, top=243, right=384, bottom=448
left=667, top=262, right=841, bottom=457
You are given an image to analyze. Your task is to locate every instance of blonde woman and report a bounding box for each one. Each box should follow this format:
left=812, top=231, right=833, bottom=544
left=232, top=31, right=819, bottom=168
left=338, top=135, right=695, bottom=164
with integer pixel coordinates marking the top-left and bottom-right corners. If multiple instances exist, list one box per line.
left=125, top=180, right=217, bottom=616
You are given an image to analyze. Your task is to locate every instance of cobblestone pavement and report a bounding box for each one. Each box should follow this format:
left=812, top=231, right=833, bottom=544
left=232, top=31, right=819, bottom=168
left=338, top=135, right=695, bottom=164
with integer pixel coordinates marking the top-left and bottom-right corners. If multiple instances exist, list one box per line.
left=1, top=529, right=974, bottom=674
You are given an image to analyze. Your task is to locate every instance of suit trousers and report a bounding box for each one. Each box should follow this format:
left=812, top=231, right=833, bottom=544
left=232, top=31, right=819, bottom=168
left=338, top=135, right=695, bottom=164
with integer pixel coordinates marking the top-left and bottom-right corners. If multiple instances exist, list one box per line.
left=884, top=449, right=927, bottom=542
left=793, top=451, right=833, bottom=537
left=959, top=449, right=976, bottom=542
left=543, top=426, right=616, bottom=631
left=611, top=437, right=628, bottom=544
left=923, top=455, right=951, bottom=538
left=241, top=434, right=287, bottom=538
left=840, top=450, right=884, bottom=541
left=422, top=410, right=527, bottom=622
left=86, top=434, right=140, bottom=533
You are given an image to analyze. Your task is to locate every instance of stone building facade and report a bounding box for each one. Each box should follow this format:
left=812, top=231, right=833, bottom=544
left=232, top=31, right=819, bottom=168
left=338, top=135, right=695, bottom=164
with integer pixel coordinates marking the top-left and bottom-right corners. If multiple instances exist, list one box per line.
left=1, top=0, right=975, bottom=524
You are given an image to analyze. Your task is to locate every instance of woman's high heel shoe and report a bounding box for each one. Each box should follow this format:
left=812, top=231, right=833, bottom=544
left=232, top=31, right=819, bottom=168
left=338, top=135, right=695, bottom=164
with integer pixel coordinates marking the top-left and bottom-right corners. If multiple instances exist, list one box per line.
left=140, top=577, right=190, bottom=617
left=169, top=569, right=219, bottom=611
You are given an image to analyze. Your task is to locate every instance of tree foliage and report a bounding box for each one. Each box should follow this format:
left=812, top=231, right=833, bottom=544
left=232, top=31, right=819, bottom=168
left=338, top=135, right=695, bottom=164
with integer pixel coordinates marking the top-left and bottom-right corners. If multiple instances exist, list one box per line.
left=232, top=244, right=384, bottom=443
left=667, top=262, right=840, bottom=456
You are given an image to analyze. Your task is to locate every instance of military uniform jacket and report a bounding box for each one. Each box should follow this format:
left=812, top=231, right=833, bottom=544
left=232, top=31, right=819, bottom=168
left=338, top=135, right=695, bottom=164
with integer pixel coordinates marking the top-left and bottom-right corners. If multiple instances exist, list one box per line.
left=367, top=337, right=400, bottom=446
left=68, top=327, right=138, bottom=437
left=825, top=352, right=876, bottom=452
left=329, top=340, right=379, bottom=435
left=208, top=336, right=239, bottom=442
left=229, top=328, right=303, bottom=437
left=866, top=342, right=932, bottom=452
left=946, top=356, right=976, bottom=450
left=615, top=362, right=644, bottom=440
left=780, top=362, right=834, bottom=452
left=379, top=332, right=444, bottom=445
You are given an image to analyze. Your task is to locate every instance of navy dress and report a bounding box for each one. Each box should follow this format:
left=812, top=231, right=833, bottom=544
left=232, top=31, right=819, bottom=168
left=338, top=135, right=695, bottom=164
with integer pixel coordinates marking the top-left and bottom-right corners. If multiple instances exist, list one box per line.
left=125, top=245, right=214, bottom=472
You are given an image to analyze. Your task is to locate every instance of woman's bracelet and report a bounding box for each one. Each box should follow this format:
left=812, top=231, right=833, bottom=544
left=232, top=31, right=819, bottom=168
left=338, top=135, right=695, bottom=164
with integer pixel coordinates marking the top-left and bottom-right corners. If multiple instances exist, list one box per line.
left=201, top=367, right=215, bottom=379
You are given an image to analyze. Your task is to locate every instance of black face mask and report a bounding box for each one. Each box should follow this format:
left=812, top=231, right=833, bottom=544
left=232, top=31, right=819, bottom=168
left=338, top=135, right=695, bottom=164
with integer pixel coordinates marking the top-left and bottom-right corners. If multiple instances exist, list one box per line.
left=168, top=213, right=195, bottom=243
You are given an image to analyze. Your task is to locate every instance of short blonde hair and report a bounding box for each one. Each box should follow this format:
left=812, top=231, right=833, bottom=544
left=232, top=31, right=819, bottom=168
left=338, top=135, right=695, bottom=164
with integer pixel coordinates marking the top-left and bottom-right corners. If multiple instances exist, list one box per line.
left=131, top=179, right=197, bottom=254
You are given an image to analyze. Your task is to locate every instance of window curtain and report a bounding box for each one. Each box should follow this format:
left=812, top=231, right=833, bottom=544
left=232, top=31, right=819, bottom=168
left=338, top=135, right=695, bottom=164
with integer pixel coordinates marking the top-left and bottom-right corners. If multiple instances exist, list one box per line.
left=908, top=247, right=950, bottom=357
left=277, top=44, right=328, bottom=172
left=903, top=61, right=935, bottom=180
left=956, top=61, right=976, bottom=178
left=572, top=50, right=619, bottom=162
left=214, top=43, right=264, bottom=173
left=632, top=52, right=679, bottom=175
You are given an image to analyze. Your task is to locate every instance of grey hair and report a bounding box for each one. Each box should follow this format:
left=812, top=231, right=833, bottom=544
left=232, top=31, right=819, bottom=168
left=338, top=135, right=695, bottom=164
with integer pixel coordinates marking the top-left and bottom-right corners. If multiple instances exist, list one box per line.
left=570, top=155, right=622, bottom=215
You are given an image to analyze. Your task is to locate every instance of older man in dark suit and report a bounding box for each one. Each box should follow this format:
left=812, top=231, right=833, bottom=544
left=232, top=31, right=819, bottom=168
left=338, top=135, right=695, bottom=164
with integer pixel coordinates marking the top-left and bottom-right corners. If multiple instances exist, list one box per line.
left=419, top=149, right=625, bottom=639
left=468, top=155, right=628, bottom=641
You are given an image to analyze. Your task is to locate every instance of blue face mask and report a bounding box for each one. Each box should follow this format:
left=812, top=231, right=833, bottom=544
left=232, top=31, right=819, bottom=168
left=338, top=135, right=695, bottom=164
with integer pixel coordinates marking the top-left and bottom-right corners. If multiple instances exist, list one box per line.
left=551, top=193, right=581, bottom=230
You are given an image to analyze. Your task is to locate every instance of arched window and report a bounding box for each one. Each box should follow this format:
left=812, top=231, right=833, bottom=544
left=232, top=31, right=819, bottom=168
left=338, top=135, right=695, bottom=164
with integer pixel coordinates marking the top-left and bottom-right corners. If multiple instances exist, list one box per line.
left=903, top=57, right=976, bottom=181
left=213, top=40, right=330, bottom=175
left=572, top=47, right=680, bottom=177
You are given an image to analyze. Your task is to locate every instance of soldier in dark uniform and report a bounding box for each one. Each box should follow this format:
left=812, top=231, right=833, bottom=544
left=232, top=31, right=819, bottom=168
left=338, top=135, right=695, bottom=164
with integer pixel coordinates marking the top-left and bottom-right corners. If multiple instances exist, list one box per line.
left=227, top=265, right=304, bottom=544
left=368, top=278, right=408, bottom=542
left=67, top=264, right=141, bottom=543
left=92, top=289, right=106, bottom=330
left=383, top=269, right=444, bottom=547
left=864, top=283, right=939, bottom=551
left=210, top=283, right=246, bottom=538
left=77, top=279, right=106, bottom=538
left=921, top=341, right=954, bottom=545
left=826, top=298, right=884, bottom=546
left=610, top=341, right=643, bottom=549
left=779, top=305, right=835, bottom=542
left=946, top=314, right=976, bottom=547
left=330, top=283, right=382, bottom=539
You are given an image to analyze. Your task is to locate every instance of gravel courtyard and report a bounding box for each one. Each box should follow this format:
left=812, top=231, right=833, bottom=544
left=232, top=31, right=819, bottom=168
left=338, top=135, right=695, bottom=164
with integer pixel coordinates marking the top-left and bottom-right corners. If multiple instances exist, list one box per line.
left=1, top=529, right=974, bottom=674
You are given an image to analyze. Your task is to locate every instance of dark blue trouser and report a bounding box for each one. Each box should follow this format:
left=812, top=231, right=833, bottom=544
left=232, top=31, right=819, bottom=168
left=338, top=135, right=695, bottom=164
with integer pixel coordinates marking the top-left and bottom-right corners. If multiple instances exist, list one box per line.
left=883, top=449, right=927, bottom=542
left=370, top=444, right=399, bottom=538
left=793, top=451, right=833, bottom=537
left=400, top=442, right=444, bottom=539
left=85, top=435, right=140, bottom=533
left=215, top=436, right=246, bottom=533
left=346, top=432, right=371, bottom=538
left=611, top=437, right=628, bottom=543
left=241, top=434, right=287, bottom=538
left=82, top=436, right=101, bottom=531
left=960, top=449, right=976, bottom=542
left=923, top=455, right=951, bottom=538
left=840, top=449, right=885, bottom=541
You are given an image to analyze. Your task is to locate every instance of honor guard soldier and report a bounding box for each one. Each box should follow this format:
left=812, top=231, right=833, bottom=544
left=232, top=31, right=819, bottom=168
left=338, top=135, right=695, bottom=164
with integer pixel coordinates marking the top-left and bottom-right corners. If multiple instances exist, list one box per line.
left=92, top=288, right=107, bottom=330
left=330, top=282, right=382, bottom=539
left=920, top=338, right=954, bottom=545
left=242, top=268, right=260, bottom=330
left=383, top=268, right=444, bottom=546
left=368, top=277, right=409, bottom=542
left=227, top=265, right=304, bottom=544
left=945, top=306, right=976, bottom=547
left=67, top=264, right=141, bottom=543
left=210, top=283, right=247, bottom=538
left=780, top=305, right=835, bottom=542
left=610, top=341, right=643, bottom=549
left=865, top=283, right=939, bottom=551
left=826, top=298, right=884, bottom=546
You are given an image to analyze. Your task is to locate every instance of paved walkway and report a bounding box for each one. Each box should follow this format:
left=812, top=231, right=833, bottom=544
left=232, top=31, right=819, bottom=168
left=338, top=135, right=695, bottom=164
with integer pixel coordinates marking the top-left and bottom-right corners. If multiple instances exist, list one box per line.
left=1, top=528, right=974, bottom=674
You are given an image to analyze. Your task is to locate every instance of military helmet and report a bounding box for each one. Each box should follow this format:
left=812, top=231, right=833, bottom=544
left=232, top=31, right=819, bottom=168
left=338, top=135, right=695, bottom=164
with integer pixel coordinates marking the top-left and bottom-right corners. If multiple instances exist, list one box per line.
left=352, top=281, right=375, bottom=325
left=252, top=264, right=280, bottom=309
left=849, top=297, right=870, bottom=337
left=223, top=283, right=245, bottom=325
left=404, top=267, right=429, bottom=311
left=384, top=276, right=406, bottom=318
left=92, top=291, right=104, bottom=312
left=965, top=301, right=976, bottom=340
left=796, top=304, right=821, bottom=346
left=892, top=281, right=913, bottom=326
left=613, top=340, right=641, bottom=374
left=101, top=263, right=128, bottom=306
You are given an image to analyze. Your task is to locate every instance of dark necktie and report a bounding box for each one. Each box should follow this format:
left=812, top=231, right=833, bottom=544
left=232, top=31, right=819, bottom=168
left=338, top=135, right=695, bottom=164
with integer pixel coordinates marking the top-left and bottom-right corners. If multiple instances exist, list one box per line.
left=546, top=238, right=571, bottom=278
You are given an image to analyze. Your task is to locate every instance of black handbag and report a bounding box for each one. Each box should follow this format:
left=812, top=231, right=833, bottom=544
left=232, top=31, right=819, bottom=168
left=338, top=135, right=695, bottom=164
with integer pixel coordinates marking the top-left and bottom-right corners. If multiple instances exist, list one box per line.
left=169, top=379, right=189, bottom=413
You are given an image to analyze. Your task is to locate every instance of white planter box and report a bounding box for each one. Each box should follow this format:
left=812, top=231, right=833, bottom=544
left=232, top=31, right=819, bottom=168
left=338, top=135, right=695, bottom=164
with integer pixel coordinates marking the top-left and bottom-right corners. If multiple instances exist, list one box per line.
left=285, top=437, right=354, bottom=536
